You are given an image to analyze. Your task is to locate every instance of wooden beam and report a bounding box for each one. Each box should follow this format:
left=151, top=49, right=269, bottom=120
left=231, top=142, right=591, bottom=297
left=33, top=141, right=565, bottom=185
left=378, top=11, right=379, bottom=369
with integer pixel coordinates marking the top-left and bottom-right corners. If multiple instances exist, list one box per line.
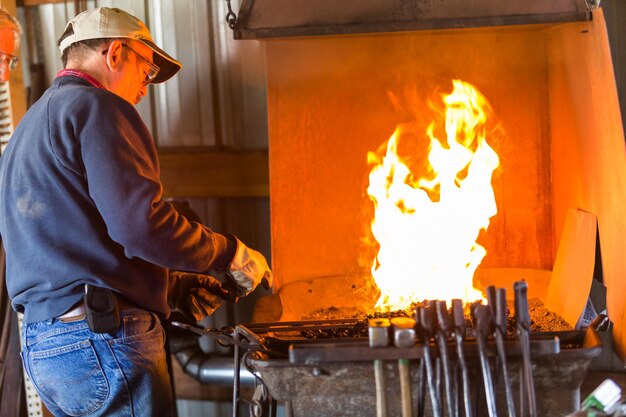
left=158, top=149, right=269, bottom=198
left=19, top=0, right=66, bottom=6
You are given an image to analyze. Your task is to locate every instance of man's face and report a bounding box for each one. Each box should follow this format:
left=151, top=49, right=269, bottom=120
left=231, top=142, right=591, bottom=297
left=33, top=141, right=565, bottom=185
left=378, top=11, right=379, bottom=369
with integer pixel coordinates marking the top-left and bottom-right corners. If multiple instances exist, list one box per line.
left=113, top=41, right=158, bottom=106
left=0, top=27, right=16, bottom=83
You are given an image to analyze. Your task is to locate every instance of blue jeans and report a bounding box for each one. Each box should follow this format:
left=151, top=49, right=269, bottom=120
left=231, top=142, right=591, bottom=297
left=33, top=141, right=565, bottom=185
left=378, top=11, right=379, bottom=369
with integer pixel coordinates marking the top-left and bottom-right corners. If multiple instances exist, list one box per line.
left=21, top=309, right=174, bottom=417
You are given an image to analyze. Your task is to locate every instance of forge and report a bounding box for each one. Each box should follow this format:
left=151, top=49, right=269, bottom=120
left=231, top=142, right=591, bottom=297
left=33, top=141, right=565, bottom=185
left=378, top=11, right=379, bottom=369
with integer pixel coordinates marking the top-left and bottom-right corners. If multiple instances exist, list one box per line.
left=220, top=1, right=626, bottom=416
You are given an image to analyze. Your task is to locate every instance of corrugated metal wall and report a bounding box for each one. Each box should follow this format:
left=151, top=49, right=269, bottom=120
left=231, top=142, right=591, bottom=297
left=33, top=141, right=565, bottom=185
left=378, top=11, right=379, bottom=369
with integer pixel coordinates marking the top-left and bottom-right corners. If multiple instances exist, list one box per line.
left=32, top=0, right=268, bottom=148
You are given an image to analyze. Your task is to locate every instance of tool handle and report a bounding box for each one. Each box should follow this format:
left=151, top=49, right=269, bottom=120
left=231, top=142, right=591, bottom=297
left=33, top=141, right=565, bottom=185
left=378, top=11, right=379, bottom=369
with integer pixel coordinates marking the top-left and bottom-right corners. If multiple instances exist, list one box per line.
left=434, top=300, right=450, bottom=334
left=451, top=299, right=466, bottom=335
left=374, top=360, right=388, bottom=417
left=514, top=281, right=530, bottom=330
left=418, top=303, right=436, bottom=337
left=495, top=287, right=508, bottom=331
left=472, top=304, right=493, bottom=336
left=486, top=285, right=497, bottom=316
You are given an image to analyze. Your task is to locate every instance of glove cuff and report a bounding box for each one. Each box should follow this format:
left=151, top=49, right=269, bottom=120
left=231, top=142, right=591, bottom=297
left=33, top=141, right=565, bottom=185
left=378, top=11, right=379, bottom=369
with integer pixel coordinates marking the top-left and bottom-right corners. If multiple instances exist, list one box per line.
left=166, top=270, right=181, bottom=309
left=224, top=234, right=240, bottom=267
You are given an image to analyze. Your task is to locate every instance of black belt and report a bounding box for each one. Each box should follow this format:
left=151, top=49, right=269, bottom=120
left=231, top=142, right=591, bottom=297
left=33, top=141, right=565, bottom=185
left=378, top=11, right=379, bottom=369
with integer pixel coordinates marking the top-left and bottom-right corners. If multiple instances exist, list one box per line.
left=56, top=296, right=139, bottom=323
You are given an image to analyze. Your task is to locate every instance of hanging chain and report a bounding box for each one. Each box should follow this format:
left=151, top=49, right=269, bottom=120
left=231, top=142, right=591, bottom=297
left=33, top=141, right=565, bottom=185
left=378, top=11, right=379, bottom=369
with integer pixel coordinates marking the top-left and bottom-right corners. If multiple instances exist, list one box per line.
left=225, top=0, right=238, bottom=29
left=585, top=0, right=601, bottom=10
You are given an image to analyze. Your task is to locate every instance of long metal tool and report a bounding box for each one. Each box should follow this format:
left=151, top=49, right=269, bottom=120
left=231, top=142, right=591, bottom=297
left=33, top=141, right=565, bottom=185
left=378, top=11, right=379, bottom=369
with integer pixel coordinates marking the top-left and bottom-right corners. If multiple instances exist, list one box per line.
left=369, top=318, right=390, bottom=417
left=414, top=308, right=427, bottom=417
left=452, top=299, right=472, bottom=417
left=417, top=304, right=442, bottom=417
left=472, top=304, right=498, bottom=417
left=435, top=300, right=457, bottom=417
left=391, top=317, right=416, bottom=417
left=514, top=281, right=537, bottom=417
left=494, top=288, right=516, bottom=417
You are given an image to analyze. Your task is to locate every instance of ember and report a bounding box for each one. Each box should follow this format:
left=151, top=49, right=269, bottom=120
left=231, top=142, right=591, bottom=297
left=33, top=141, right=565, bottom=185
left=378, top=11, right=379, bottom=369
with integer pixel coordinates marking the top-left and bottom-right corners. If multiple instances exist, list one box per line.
left=301, top=297, right=572, bottom=340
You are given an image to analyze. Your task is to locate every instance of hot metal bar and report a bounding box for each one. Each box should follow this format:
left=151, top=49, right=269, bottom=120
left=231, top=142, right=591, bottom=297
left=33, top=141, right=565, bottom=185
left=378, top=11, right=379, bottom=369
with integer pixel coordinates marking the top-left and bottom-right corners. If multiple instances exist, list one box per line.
left=241, top=318, right=361, bottom=333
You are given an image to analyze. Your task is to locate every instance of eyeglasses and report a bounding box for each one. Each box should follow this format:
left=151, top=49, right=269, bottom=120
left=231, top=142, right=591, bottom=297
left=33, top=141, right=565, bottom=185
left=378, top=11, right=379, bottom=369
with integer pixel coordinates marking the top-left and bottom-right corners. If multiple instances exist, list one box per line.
left=122, top=44, right=159, bottom=85
left=102, top=43, right=160, bottom=85
left=0, top=52, right=18, bottom=70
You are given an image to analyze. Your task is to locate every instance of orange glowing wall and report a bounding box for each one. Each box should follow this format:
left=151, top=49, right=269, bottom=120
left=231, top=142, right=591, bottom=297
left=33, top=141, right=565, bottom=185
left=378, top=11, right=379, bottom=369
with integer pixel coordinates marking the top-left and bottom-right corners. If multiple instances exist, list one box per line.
left=265, top=10, right=626, bottom=356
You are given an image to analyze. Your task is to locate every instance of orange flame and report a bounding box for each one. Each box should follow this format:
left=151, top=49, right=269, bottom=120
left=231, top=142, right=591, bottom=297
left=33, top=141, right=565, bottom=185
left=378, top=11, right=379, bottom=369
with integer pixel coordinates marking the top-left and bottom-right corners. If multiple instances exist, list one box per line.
left=367, top=80, right=500, bottom=311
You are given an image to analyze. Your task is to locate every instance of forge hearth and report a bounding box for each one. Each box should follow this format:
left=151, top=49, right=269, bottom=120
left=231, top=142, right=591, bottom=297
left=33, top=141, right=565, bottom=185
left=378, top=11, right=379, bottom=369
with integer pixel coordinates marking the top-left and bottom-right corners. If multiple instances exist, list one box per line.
left=234, top=317, right=602, bottom=417
left=232, top=282, right=603, bottom=417
left=257, top=6, right=626, bottom=356
left=228, top=0, right=626, bottom=415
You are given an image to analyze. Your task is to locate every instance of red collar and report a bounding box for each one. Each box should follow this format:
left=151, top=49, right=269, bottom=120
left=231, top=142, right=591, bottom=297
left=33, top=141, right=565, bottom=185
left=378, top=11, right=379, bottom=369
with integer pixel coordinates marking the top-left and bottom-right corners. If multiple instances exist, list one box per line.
left=56, top=69, right=104, bottom=89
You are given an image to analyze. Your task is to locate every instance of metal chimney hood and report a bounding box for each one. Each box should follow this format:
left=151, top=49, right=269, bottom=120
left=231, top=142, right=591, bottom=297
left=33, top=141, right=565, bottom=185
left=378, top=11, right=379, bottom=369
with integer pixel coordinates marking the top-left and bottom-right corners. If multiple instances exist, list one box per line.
left=232, top=0, right=597, bottom=40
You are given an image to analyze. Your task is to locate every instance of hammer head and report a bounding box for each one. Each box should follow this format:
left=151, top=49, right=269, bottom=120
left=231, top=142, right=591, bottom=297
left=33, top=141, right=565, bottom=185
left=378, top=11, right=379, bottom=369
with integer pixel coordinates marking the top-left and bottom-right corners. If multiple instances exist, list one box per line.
left=391, top=317, right=416, bottom=349
left=368, top=318, right=391, bottom=348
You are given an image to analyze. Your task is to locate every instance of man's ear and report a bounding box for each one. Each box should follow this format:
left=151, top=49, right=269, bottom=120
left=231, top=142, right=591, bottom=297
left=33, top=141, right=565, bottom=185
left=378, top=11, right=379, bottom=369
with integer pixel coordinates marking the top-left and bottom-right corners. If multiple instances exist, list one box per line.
left=103, top=40, right=124, bottom=71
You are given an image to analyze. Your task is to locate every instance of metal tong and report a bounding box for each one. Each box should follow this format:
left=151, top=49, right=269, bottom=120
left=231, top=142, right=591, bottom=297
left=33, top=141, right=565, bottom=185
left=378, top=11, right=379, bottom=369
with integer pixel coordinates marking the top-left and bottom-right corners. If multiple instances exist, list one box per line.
left=434, top=300, right=457, bottom=417
left=417, top=304, right=443, bottom=417
left=514, top=281, right=537, bottom=417
left=491, top=286, right=517, bottom=417
left=452, top=299, right=472, bottom=417
left=170, top=321, right=272, bottom=354
left=472, top=303, right=498, bottom=417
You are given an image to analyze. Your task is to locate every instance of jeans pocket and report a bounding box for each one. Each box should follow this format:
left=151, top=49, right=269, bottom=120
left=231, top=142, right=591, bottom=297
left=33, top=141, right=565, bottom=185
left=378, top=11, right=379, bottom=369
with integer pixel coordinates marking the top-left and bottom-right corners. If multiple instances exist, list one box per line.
left=121, top=310, right=155, bottom=338
left=28, top=340, right=109, bottom=416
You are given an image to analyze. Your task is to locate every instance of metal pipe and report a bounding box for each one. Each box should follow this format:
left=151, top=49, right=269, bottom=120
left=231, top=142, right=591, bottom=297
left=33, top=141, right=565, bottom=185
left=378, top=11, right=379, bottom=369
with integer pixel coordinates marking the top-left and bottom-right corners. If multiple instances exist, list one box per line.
left=167, top=326, right=256, bottom=387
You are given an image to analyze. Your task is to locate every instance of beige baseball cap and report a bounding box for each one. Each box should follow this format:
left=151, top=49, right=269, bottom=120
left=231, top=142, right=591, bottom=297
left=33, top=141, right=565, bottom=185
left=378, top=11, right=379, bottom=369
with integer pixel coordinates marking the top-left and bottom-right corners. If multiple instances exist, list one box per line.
left=57, top=7, right=181, bottom=84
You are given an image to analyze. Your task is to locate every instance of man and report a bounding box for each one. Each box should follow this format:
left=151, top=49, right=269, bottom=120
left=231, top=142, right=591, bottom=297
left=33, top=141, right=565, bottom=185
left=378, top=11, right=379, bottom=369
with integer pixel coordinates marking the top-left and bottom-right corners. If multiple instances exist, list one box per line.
left=0, top=7, right=271, bottom=417
left=0, top=7, right=20, bottom=83
left=0, top=8, right=25, bottom=417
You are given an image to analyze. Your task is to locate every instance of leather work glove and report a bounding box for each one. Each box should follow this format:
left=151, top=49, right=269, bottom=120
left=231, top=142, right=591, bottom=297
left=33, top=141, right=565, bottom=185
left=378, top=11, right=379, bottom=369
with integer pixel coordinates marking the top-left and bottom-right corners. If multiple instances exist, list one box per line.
left=167, top=271, right=231, bottom=322
left=226, top=237, right=273, bottom=297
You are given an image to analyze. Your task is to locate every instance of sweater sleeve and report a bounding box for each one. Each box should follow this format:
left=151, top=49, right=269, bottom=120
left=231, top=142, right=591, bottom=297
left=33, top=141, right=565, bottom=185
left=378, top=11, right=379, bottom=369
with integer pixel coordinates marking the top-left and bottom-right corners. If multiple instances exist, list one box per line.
left=53, top=88, right=235, bottom=272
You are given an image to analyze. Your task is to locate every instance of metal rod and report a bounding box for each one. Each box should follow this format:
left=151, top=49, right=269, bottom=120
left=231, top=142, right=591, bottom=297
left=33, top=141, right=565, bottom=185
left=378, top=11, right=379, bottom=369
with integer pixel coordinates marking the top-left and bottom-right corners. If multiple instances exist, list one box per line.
left=435, top=300, right=457, bottom=417
left=232, top=332, right=242, bottom=417
left=417, top=305, right=442, bottom=417
left=514, top=281, right=537, bottom=417
left=452, top=299, right=472, bottom=417
left=494, top=288, right=517, bottom=417
left=473, top=304, right=498, bottom=417
left=417, top=359, right=426, bottom=417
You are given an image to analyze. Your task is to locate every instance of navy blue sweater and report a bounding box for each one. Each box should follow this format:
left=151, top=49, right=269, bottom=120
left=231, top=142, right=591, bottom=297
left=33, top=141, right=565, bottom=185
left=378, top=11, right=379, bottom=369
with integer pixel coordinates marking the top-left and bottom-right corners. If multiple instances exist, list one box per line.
left=0, top=76, right=235, bottom=323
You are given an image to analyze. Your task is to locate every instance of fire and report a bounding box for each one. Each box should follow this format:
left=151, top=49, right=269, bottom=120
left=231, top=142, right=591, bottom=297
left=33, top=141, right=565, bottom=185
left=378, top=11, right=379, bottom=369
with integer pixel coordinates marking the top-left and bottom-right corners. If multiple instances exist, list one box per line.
left=367, top=80, right=500, bottom=311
